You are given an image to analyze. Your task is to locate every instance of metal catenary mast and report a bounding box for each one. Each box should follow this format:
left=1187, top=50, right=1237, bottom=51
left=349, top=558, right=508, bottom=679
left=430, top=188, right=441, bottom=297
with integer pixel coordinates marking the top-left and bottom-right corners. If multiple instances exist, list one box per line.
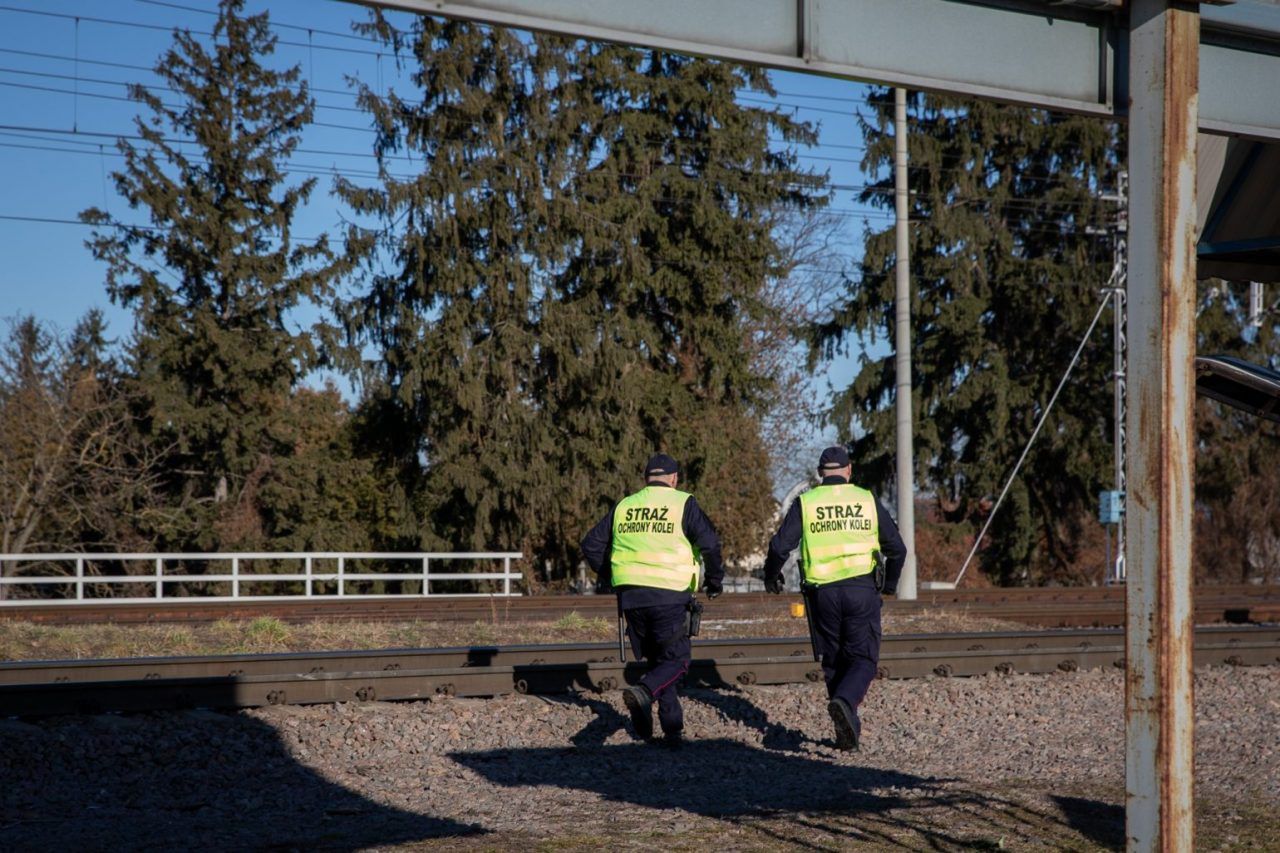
left=1096, top=172, right=1128, bottom=584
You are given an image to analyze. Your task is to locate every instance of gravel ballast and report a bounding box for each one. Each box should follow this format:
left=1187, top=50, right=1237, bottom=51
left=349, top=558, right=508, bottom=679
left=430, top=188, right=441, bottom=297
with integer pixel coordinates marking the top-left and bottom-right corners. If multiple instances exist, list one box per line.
left=2, top=666, right=1277, bottom=850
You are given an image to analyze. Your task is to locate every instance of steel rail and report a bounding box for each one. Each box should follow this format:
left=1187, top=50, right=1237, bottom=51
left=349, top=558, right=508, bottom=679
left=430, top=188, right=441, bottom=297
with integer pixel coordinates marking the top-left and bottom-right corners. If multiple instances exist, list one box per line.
left=1, top=626, right=1274, bottom=687
left=1, top=585, right=1277, bottom=626
left=2, top=627, right=1276, bottom=717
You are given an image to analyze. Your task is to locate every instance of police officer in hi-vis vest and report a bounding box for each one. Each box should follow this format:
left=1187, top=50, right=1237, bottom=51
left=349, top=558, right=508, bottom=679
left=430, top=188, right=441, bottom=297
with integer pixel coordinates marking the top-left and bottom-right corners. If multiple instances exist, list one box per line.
left=762, top=445, right=907, bottom=750
left=580, top=453, right=724, bottom=747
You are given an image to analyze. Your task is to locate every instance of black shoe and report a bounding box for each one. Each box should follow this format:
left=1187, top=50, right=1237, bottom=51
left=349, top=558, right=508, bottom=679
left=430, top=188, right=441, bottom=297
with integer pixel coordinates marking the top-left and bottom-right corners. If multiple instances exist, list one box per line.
left=828, top=698, right=860, bottom=751
left=622, top=685, right=654, bottom=740
left=660, top=730, right=684, bottom=749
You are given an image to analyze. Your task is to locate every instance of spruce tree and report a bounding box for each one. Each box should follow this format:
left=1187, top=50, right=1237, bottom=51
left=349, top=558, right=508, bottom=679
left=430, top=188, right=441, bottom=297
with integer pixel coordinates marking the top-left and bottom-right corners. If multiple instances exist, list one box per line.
left=80, top=0, right=348, bottom=550
left=339, top=18, right=570, bottom=571
left=816, top=90, right=1121, bottom=584
left=547, top=44, right=825, bottom=567
left=341, top=19, right=828, bottom=579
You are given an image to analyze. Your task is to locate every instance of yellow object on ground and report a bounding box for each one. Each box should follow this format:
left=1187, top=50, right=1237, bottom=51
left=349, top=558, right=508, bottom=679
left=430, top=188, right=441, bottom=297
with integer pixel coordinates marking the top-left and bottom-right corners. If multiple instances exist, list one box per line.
left=790, top=602, right=806, bottom=618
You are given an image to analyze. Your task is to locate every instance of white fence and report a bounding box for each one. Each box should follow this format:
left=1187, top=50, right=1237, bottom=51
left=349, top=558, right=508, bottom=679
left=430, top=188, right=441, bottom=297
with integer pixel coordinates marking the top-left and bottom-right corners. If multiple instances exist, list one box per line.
left=0, top=552, right=524, bottom=604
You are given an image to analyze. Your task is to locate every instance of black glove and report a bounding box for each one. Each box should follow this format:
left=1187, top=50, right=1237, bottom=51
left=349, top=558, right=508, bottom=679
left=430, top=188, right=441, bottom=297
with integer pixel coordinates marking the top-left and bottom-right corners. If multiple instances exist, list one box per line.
left=764, top=574, right=785, bottom=594
left=705, top=580, right=722, bottom=600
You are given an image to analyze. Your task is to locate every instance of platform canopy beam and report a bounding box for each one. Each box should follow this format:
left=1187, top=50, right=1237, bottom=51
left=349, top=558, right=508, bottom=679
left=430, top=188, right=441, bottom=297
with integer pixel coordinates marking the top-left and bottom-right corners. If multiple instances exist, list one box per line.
left=349, top=1, right=1280, bottom=140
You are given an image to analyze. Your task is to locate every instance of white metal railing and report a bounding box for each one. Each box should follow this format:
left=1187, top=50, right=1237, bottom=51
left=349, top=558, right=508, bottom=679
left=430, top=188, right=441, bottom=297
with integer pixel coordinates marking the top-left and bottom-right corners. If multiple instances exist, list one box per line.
left=0, top=552, right=523, bottom=605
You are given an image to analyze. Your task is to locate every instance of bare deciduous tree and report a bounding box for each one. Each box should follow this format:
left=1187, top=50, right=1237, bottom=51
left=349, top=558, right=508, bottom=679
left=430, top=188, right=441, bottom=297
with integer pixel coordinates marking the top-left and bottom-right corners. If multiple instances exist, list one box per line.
left=749, top=207, right=851, bottom=490
left=0, top=316, right=170, bottom=597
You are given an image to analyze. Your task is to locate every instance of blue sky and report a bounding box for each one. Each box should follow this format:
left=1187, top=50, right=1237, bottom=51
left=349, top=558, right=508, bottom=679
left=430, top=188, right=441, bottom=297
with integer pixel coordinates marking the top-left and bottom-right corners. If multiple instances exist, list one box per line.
left=0, top=0, right=892, bottom=440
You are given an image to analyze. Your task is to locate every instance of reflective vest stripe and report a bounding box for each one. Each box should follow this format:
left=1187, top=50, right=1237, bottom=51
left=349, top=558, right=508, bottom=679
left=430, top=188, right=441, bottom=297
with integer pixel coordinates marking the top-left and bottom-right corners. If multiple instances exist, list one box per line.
left=810, top=554, right=874, bottom=576
left=610, top=487, right=697, bottom=592
left=610, top=565, right=690, bottom=587
left=799, top=483, right=880, bottom=585
left=616, top=551, right=691, bottom=567
left=804, top=542, right=879, bottom=559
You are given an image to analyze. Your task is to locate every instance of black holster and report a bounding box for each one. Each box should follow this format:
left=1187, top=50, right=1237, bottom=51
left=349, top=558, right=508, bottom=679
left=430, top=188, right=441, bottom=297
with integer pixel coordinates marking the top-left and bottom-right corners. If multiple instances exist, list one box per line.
left=872, top=551, right=886, bottom=592
left=685, top=597, right=704, bottom=638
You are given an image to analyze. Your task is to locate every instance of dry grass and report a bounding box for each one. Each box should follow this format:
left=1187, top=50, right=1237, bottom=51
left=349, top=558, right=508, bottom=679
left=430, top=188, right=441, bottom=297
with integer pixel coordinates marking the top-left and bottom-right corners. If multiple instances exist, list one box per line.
left=0, top=607, right=1029, bottom=662
left=0, top=615, right=621, bottom=661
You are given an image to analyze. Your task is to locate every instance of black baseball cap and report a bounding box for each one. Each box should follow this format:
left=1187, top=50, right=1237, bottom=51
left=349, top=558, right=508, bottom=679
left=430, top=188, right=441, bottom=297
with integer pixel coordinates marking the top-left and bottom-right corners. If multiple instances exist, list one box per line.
left=818, top=445, right=850, bottom=470
left=644, top=453, right=680, bottom=476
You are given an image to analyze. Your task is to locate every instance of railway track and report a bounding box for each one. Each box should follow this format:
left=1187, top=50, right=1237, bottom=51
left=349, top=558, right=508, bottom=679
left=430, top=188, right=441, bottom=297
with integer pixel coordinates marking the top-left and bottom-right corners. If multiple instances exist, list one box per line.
left=4, top=625, right=1277, bottom=717
left=2, top=584, right=1278, bottom=626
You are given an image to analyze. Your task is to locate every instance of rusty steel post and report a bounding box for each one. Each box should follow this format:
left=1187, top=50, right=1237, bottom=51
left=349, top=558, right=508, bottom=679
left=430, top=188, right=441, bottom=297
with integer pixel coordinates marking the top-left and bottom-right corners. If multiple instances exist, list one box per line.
left=1125, top=2, right=1199, bottom=850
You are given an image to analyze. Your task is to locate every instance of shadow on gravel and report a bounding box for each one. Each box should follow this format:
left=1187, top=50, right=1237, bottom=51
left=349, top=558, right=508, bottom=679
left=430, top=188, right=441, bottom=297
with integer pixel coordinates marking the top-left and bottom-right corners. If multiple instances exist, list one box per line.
left=0, top=711, right=481, bottom=852
left=544, top=687, right=808, bottom=751
left=453, top=739, right=1121, bottom=848
left=684, top=688, right=810, bottom=752
left=1052, top=794, right=1125, bottom=849
left=454, top=738, right=947, bottom=845
left=563, top=695, right=631, bottom=748
left=453, top=738, right=930, bottom=816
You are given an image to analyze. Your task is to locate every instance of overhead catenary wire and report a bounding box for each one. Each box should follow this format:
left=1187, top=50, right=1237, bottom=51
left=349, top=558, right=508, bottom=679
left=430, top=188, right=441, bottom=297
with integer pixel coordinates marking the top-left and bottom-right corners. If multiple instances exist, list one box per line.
left=134, top=0, right=375, bottom=44
left=6, top=154, right=1107, bottom=246
left=11, top=145, right=1095, bottom=230
left=0, top=47, right=893, bottom=142
left=1, top=121, right=1094, bottom=204
left=5, top=208, right=1112, bottom=281
left=0, top=136, right=894, bottom=218
left=0, top=3, right=1119, bottom=256
left=0, top=5, right=1087, bottom=132
left=0, top=213, right=862, bottom=275
left=0, top=73, right=1119, bottom=193
left=0, top=42, right=1119, bottom=188
left=950, top=280, right=1118, bottom=587
left=0, top=4, right=399, bottom=60
left=4, top=2, right=1118, bottom=129
left=0, top=134, right=1109, bottom=237
left=0, top=76, right=1118, bottom=197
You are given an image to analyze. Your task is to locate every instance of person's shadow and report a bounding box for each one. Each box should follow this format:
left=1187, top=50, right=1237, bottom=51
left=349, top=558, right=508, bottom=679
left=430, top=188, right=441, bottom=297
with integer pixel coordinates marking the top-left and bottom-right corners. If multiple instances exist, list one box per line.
left=557, top=686, right=819, bottom=752
left=454, top=736, right=955, bottom=843
left=456, top=690, right=1125, bottom=850
left=0, top=708, right=481, bottom=852
left=454, top=737, right=1126, bottom=849
left=686, top=687, right=811, bottom=752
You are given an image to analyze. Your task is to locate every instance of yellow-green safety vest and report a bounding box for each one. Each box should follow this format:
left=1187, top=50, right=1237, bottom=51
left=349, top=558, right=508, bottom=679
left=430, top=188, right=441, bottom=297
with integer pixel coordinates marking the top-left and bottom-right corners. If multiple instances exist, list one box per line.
left=609, top=486, right=698, bottom=592
left=798, top=483, right=880, bottom=585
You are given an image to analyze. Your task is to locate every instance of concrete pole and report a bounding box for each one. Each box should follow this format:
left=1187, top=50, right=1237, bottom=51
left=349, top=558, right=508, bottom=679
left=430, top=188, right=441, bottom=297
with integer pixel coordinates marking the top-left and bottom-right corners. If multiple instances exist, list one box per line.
left=894, top=87, right=918, bottom=599
left=1125, top=2, right=1198, bottom=850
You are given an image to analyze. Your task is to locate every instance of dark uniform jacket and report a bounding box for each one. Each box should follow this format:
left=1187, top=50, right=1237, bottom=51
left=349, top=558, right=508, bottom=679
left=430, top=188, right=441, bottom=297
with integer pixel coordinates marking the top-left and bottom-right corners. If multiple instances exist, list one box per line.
left=762, top=475, right=908, bottom=594
left=580, top=482, right=725, bottom=608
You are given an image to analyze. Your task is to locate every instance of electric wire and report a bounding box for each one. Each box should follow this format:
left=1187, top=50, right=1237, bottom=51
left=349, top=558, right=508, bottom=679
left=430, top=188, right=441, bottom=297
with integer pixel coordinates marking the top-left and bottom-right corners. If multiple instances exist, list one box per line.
left=0, top=134, right=1107, bottom=235
left=0, top=6, right=973, bottom=123
left=0, top=4, right=398, bottom=59
left=0, top=212, right=860, bottom=276
left=0, top=4, right=1119, bottom=246
left=951, top=281, right=1118, bottom=586
left=3, top=2, right=1116, bottom=129
left=0, top=74, right=1117, bottom=196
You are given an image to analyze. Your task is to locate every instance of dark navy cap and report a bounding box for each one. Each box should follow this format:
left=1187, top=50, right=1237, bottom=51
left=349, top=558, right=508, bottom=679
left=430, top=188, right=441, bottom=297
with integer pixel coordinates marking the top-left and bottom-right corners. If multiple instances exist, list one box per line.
left=644, top=453, right=680, bottom=476
left=818, top=445, right=850, bottom=470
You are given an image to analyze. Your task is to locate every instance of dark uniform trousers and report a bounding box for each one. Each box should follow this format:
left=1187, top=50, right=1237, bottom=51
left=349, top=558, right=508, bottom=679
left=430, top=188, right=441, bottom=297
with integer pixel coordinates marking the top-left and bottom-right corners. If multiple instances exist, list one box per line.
left=624, top=602, right=690, bottom=736
left=810, top=582, right=882, bottom=731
